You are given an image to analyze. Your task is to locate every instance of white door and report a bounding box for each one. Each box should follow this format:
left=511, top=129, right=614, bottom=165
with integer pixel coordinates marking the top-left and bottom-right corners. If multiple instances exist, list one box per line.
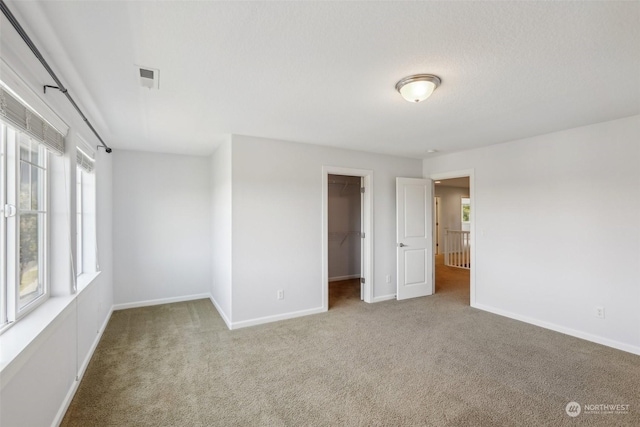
left=396, top=178, right=433, bottom=300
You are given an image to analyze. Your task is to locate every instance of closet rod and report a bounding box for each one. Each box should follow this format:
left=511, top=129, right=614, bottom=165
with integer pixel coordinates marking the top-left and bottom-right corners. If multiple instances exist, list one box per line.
left=0, top=0, right=112, bottom=153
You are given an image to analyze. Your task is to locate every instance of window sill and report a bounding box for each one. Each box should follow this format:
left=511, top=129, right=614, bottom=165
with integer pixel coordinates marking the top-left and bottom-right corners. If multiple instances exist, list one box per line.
left=77, top=271, right=101, bottom=293
left=0, top=271, right=102, bottom=378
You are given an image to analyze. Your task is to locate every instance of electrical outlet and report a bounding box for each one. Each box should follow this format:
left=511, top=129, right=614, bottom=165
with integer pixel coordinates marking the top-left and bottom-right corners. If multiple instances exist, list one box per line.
left=386, top=275, right=391, bottom=284
left=595, top=306, right=605, bottom=319
left=277, top=290, right=284, bottom=300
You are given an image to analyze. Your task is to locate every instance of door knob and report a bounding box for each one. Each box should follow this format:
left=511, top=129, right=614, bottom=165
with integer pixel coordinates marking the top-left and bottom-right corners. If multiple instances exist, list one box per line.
left=398, top=243, right=406, bottom=247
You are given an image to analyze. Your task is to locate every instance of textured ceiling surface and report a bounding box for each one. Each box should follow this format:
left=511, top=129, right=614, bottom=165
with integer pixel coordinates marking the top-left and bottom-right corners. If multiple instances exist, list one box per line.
left=3, top=1, right=639, bottom=157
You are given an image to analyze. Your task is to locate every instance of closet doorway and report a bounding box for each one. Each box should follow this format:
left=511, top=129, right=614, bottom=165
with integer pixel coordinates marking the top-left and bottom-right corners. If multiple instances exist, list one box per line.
left=321, top=167, right=373, bottom=311
left=328, top=174, right=363, bottom=308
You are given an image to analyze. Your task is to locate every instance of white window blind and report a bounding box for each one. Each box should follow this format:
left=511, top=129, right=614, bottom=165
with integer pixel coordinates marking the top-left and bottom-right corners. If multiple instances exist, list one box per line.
left=0, top=86, right=65, bottom=155
left=76, top=147, right=95, bottom=173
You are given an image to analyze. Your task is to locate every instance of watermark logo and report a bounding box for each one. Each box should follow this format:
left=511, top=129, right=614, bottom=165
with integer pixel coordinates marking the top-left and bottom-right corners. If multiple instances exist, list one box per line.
left=583, top=403, right=630, bottom=415
left=566, top=401, right=630, bottom=417
left=566, top=402, right=581, bottom=417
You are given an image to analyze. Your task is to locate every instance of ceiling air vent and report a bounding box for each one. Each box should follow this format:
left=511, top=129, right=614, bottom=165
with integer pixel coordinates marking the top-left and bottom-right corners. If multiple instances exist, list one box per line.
left=137, top=65, right=159, bottom=89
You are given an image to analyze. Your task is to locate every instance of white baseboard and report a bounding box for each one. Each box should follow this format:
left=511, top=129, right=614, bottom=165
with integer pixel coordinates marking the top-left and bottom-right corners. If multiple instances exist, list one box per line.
left=53, top=306, right=114, bottom=427
left=112, top=293, right=211, bottom=311
left=209, top=295, right=232, bottom=330
left=230, top=306, right=326, bottom=330
left=78, top=307, right=113, bottom=378
left=372, top=294, right=396, bottom=303
left=329, top=274, right=361, bottom=282
left=473, top=303, right=640, bottom=356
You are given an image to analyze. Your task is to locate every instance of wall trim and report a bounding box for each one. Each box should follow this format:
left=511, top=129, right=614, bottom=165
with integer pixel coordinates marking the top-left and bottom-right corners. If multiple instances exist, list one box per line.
left=328, top=274, right=361, bottom=282
left=230, top=306, right=326, bottom=330
left=209, top=296, right=232, bottom=330
left=112, top=293, right=211, bottom=311
left=78, top=307, right=113, bottom=379
left=53, top=307, right=113, bottom=427
left=474, top=302, right=640, bottom=356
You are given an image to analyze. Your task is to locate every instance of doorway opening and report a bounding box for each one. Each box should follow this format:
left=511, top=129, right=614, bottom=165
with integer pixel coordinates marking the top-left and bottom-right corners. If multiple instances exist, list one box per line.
left=322, top=167, right=373, bottom=311
left=431, top=172, right=474, bottom=306
left=328, top=174, right=362, bottom=309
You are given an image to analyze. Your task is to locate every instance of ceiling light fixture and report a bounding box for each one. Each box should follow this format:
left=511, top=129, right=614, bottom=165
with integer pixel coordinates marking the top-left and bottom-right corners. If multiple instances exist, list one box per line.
left=395, top=74, right=441, bottom=103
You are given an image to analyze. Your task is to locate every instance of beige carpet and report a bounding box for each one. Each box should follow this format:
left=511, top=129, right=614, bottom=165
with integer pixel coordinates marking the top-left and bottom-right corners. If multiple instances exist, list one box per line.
left=62, top=261, right=639, bottom=426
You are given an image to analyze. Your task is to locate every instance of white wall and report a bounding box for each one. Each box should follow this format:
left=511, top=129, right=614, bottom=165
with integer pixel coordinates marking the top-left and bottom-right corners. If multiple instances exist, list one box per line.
left=0, top=154, right=114, bottom=427
left=210, top=139, right=232, bottom=325
left=328, top=175, right=361, bottom=280
left=96, top=150, right=114, bottom=338
left=424, top=115, right=640, bottom=354
left=230, top=135, right=422, bottom=325
left=0, top=14, right=115, bottom=426
left=434, top=184, right=470, bottom=232
left=112, top=150, right=211, bottom=307
left=434, top=184, right=470, bottom=255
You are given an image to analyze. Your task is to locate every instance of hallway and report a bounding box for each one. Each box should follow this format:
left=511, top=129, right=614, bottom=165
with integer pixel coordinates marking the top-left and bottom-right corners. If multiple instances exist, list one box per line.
left=435, top=253, right=470, bottom=305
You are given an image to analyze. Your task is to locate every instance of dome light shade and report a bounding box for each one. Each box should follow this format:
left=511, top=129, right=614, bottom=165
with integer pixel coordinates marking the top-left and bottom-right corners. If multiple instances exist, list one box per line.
left=395, top=74, right=441, bottom=103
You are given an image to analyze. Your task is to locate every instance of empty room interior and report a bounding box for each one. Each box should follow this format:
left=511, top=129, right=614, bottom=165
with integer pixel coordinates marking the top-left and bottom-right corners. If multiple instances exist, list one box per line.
left=0, top=1, right=639, bottom=426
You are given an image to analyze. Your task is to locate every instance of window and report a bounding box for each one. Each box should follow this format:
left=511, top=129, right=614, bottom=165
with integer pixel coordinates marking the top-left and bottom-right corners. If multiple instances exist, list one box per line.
left=17, top=135, right=47, bottom=309
left=75, top=145, right=97, bottom=283
left=461, top=197, right=471, bottom=223
left=0, top=125, right=5, bottom=326
left=1, top=123, right=49, bottom=328
left=76, top=166, right=83, bottom=276
left=460, top=196, right=471, bottom=233
left=0, top=82, right=66, bottom=332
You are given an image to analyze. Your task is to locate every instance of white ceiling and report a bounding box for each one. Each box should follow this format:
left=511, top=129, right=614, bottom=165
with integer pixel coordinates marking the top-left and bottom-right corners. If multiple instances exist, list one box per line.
left=5, top=1, right=640, bottom=157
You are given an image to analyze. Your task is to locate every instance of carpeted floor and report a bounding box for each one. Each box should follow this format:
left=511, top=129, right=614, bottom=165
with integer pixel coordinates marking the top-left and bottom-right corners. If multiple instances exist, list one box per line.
left=62, top=259, right=639, bottom=426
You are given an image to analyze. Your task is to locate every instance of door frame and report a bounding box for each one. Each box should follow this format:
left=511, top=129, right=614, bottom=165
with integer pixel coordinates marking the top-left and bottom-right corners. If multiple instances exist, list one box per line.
left=429, top=169, right=476, bottom=307
left=322, top=166, right=373, bottom=310
left=434, top=196, right=442, bottom=255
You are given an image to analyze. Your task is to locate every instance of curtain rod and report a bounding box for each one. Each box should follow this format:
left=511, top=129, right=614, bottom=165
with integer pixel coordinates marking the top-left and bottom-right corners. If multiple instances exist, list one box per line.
left=0, top=0, right=112, bottom=153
